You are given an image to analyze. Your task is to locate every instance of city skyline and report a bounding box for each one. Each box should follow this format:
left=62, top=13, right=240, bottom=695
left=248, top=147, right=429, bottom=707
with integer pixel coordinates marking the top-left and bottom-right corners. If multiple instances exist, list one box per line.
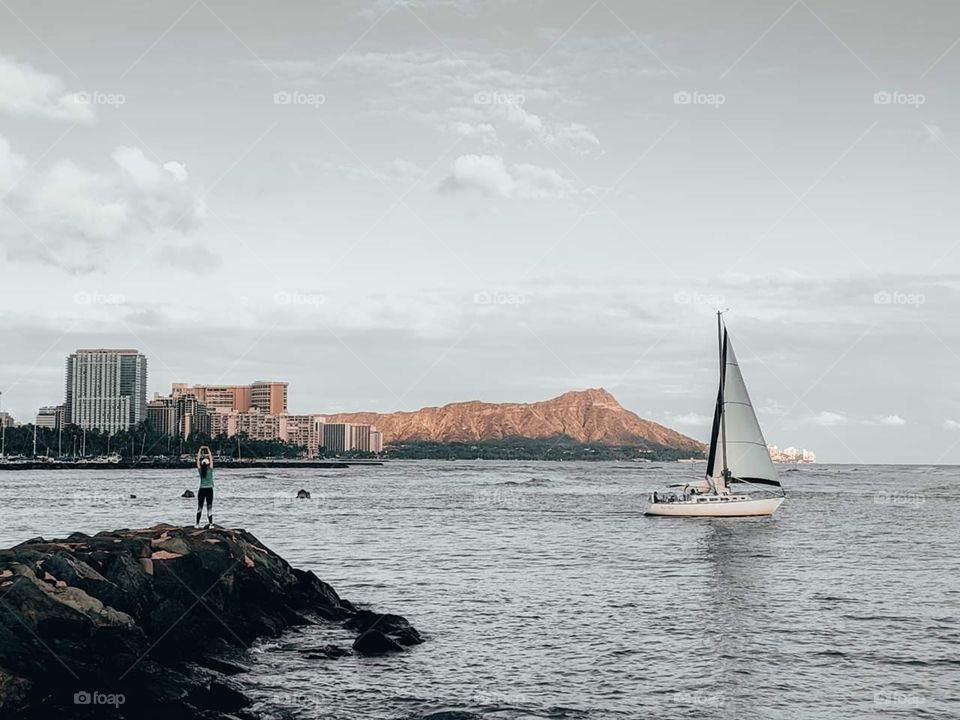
left=2, top=2, right=960, bottom=463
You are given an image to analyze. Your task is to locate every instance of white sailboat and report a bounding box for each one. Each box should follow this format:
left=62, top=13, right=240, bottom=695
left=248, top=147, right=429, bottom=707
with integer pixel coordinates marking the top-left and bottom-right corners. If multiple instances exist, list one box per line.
left=645, top=313, right=785, bottom=517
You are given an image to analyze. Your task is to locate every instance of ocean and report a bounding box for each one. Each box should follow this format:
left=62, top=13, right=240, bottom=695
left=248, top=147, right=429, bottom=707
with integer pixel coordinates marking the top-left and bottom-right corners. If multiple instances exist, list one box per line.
left=1, top=461, right=957, bottom=719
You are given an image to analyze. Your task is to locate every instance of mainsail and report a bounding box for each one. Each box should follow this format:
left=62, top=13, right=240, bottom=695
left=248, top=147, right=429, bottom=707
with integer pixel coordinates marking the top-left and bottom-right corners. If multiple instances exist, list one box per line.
left=705, top=325, right=780, bottom=491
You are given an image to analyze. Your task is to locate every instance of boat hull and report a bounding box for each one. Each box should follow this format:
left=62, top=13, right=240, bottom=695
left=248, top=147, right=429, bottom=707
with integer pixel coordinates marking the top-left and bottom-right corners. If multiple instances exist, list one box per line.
left=645, top=496, right=783, bottom=517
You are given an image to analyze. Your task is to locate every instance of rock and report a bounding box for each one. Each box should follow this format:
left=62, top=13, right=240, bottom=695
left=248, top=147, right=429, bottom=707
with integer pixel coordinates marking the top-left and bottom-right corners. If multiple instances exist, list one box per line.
left=418, top=713, right=483, bottom=720
left=0, top=524, right=421, bottom=719
left=345, top=609, right=423, bottom=645
left=305, top=644, right=351, bottom=659
left=182, top=490, right=195, bottom=498
left=296, top=489, right=311, bottom=499
left=129, top=494, right=137, bottom=499
left=352, top=630, right=404, bottom=655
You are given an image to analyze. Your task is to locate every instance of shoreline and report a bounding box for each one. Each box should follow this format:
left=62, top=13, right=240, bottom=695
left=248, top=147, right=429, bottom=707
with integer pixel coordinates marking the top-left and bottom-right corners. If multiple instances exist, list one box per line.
left=0, top=459, right=383, bottom=471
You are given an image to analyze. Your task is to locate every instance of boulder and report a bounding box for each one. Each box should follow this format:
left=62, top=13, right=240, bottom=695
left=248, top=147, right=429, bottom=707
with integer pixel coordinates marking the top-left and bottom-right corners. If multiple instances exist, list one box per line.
left=182, top=489, right=195, bottom=498
left=0, top=524, right=421, bottom=719
left=352, top=629, right=404, bottom=655
left=296, top=489, right=311, bottom=499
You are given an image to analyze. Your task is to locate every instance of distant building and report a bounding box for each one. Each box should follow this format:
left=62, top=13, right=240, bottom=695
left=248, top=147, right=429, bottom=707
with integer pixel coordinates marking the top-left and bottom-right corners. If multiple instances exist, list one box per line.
left=318, top=421, right=381, bottom=454
left=65, top=349, right=147, bottom=433
left=768, top=445, right=816, bottom=464
left=279, top=415, right=319, bottom=455
left=251, top=381, right=288, bottom=415
left=147, top=396, right=177, bottom=436
left=0, top=412, right=16, bottom=429
left=209, top=409, right=280, bottom=442
left=147, top=393, right=210, bottom=439
left=35, top=405, right=65, bottom=430
left=322, top=423, right=353, bottom=454
left=171, top=381, right=287, bottom=415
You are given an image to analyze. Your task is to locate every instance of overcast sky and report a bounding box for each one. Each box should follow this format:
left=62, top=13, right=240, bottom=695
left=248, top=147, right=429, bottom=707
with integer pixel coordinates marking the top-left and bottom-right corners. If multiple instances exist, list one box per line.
left=2, top=0, right=960, bottom=463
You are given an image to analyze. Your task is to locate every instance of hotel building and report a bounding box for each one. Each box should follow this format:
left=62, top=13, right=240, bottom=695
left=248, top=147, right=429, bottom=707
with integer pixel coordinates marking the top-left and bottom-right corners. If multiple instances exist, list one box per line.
left=65, top=349, right=147, bottom=433
left=171, top=381, right=288, bottom=414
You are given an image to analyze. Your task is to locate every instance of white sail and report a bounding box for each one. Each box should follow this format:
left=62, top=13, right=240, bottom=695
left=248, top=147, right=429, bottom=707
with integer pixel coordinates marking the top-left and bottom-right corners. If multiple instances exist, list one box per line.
left=707, top=331, right=779, bottom=486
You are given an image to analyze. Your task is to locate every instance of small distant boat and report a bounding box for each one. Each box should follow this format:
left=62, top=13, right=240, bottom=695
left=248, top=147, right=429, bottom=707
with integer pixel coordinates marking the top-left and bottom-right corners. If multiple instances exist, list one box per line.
left=646, top=313, right=785, bottom=517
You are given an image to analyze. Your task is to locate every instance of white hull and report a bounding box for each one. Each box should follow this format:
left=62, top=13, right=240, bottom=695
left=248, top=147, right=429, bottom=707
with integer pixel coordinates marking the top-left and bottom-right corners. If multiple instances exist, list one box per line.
left=645, top=496, right=783, bottom=517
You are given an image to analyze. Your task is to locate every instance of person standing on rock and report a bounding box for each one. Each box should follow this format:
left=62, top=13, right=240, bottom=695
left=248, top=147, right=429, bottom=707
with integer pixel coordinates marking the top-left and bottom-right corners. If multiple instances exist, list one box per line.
left=195, top=446, right=215, bottom=528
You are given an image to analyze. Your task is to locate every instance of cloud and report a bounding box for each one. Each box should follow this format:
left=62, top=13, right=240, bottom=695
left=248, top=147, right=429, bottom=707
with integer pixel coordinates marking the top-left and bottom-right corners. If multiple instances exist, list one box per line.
left=666, top=411, right=713, bottom=426
left=0, top=136, right=27, bottom=194
left=386, top=157, right=425, bottom=184
left=0, top=55, right=93, bottom=123
left=809, top=411, right=848, bottom=427
left=864, top=415, right=906, bottom=426
left=494, top=102, right=600, bottom=152
left=438, top=154, right=572, bottom=199
left=0, top=136, right=205, bottom=271
left=944, top=419, right=960, bottom=431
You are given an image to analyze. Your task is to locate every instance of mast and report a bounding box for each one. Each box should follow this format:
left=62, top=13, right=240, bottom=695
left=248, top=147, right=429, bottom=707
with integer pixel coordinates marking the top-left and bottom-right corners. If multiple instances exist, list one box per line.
left=718, top=311, right=728, bottom=493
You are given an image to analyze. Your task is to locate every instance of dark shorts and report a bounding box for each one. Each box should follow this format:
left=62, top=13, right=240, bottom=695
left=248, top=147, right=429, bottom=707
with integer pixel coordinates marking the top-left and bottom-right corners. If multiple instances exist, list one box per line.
left=197, top=487, right=214, bottom=509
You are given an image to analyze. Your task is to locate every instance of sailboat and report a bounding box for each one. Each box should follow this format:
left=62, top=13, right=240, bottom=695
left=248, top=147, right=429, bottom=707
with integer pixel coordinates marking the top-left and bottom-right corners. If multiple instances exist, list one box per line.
left=645, top=313, right=785, bottom=517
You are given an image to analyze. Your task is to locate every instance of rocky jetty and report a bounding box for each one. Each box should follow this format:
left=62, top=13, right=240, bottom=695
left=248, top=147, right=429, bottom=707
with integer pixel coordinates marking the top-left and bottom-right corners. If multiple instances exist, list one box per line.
left=0, top=524, right=421, bottom=719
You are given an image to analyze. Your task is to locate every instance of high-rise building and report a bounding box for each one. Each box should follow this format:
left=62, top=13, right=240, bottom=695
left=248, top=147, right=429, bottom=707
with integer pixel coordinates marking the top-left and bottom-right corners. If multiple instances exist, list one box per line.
left=35, top=405, right=65, bottom=430
left=322, top=423, right=353, bottom=454
left=65, top=349, right=147, bottom=433
left=171, top=381, right=287, bottom=414
left=0, top=412, right=16, bottom=429
left=251, top=381, right=288, bottom=415
left=370, top=429, right=384, bottom=454
left=147, top=396, right=177, bottom=436
left=149, top=393, right=210, bottom=439
left=280, top=414, right=319, bottom=455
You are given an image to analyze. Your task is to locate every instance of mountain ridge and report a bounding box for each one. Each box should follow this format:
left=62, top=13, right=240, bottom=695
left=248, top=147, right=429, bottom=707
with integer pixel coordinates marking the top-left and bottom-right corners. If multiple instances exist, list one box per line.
left=320, top=388, right=704, bottom=452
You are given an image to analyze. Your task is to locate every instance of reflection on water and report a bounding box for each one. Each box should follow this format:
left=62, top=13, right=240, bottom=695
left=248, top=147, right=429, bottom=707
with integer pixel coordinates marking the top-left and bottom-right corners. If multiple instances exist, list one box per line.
left=1, top=461, right=958, bottom=719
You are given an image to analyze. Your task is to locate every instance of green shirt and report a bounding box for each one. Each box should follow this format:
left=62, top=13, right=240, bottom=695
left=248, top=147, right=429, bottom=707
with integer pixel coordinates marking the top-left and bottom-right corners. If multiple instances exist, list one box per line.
left=199, top=467, right=214, bottom=489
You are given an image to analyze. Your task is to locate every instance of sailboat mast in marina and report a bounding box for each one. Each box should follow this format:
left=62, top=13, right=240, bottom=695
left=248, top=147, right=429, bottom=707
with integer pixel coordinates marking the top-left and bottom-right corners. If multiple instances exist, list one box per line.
left=646, top=312, right=785, bottom=517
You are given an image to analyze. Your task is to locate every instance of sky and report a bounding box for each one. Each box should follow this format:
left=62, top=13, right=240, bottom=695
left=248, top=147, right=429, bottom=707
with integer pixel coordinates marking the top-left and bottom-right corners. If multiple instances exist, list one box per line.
left=2, top=0, right=960, bottom=463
